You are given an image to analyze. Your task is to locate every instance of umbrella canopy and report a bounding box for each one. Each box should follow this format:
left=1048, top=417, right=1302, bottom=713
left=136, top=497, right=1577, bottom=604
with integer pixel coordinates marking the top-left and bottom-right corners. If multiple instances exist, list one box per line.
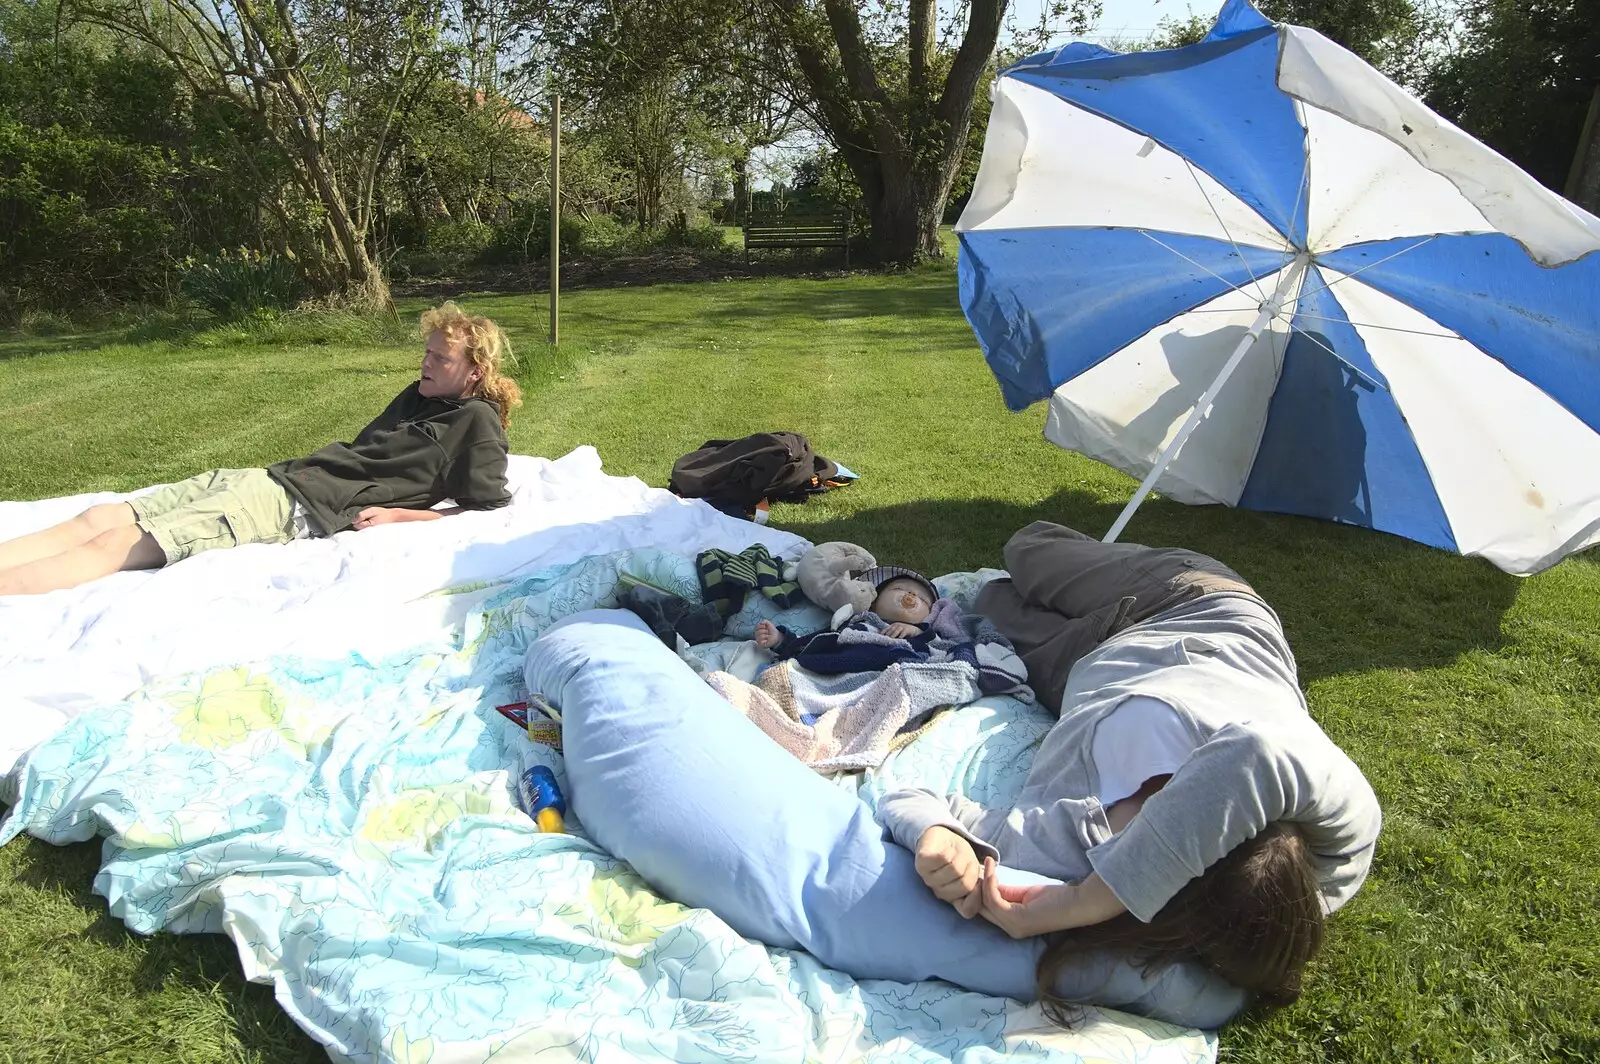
left=957, top=0, right=1600, bottom=575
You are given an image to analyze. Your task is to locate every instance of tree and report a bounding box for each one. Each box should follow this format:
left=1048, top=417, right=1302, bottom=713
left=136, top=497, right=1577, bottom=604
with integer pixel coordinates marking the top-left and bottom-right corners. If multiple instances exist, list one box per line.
left=1424, top=0, right=1600, bottom=200
left=1137, top=2, right=1436, bottom=83
left=1569, top=88, right=1600, bottom=213
left=699, top=21, right=805, bottom=225
left=504, top=0, right=814, bottom=230
left=515, top=0, right=739, bottom=230
left=393, top=80, right=543, bottom=230
left=1256, top=0, right=1428, bottom=73
left=1142, top=13, right=1210, bottom=50
left=65, top=0, right=454, bottom=304
left=607, top=65, right=702, bottom=230
left=0, top=0, right=282, bottom=312
left=767, top=0, right=1097, bottom=265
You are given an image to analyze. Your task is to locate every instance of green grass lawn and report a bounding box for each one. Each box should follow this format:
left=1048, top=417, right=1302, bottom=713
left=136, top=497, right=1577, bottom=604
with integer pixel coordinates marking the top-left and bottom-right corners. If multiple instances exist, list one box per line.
left=2, top=259, right=1598, bottom=1063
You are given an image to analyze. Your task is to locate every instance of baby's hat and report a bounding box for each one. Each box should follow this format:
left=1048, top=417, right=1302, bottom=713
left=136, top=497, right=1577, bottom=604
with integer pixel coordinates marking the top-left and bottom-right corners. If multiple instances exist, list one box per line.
left=858, top=566, right=939, bottom=604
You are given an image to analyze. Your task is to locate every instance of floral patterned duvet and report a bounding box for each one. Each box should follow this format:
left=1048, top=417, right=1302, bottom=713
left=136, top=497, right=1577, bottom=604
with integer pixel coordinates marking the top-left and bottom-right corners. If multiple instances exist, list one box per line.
left=1, top=550, right=1215, bottom=1064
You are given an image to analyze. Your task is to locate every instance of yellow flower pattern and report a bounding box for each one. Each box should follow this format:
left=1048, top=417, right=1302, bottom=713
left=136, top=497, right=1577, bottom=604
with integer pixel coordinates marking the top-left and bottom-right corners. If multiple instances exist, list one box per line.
left=163, top=666, right=332, bottom=757
left=385, top=1025, right=435, bottom=1064
left=167, top=668, right=286, bottom=749
left=357, top=785, right=497, bottom=855
left=580, top=868, right=690, bottom=968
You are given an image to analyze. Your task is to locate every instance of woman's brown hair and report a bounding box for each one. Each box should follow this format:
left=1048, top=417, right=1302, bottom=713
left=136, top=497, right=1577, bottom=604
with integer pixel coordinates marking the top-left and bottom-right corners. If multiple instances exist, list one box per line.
left=419, top=301, right=523, bottom=428
left=1038, top=822, right=1325, bottom=1026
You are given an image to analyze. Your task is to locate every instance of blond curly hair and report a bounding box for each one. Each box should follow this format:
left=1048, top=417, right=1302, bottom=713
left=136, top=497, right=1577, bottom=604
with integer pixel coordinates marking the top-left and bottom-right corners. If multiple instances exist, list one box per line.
left=419, top=301, right=523, bottom=428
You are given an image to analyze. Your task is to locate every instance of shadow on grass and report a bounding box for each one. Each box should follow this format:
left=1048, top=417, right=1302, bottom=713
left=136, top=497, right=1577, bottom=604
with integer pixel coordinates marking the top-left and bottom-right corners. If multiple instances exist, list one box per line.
left=7, top=835, right=325, bottom=1061
left=0, top=329, right=125, bottom=361
left=0, top=311, right=215, bottom=359
left=1, top=310, right=415, bottom=361
left=705, top=269, right=956, bottom=323
left=392, top=246, right=862, bottom=301
left=789, top=488, right=1521, bottom=685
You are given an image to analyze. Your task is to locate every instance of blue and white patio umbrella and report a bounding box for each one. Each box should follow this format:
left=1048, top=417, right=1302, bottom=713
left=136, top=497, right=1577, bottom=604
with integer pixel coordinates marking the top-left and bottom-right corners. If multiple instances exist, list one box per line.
left=957, top=0, right=1600, bottom=574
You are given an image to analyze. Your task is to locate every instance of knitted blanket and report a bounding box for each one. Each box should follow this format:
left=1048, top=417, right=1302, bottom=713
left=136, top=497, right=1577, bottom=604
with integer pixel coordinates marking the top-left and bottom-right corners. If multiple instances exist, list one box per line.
left=773, top=599, right=1031, bottom=697
left=706, top=611, right=1033, bottom=774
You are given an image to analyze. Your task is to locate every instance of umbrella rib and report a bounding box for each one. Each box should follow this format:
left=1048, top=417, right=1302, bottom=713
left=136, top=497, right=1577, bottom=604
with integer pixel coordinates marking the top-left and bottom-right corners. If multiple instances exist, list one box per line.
left=1299, top=236, right=1438, bottom=302
left=1284, top=324, right=1390, bottom=391
left=1291, top=311, right=1459, bottom=342
left=1285, top=140, right=1310, bottom=254
left=1136, top=230, right=1261, bottom=301
left=1184, top=159, right=1267, bottom=301
left=1266, top=306, right=1290, bottom=372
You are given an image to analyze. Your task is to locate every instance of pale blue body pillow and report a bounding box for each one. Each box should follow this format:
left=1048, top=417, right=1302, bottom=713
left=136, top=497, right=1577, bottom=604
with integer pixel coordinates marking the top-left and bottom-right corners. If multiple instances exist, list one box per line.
left=524, top=610, right=1247, bottom=1028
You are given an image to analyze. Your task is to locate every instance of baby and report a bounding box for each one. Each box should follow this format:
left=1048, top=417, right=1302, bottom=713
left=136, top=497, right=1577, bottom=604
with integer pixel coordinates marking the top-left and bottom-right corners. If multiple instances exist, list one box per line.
left=747, top=563, right=1031, bottom=699
left=754, top=566, right=940, bottom=658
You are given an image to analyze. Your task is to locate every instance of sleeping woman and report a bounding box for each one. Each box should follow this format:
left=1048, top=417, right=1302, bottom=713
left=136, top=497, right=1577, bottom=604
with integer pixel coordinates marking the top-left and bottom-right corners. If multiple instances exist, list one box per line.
left=520, top=523, right=1380, bottom=1030
left=882, top=521, right=1381, bottom=1021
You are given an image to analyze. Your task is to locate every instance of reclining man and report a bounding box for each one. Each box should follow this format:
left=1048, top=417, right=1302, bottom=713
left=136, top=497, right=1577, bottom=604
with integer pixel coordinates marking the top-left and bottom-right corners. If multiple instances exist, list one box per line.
left=0, top=302, right=520, bottom=597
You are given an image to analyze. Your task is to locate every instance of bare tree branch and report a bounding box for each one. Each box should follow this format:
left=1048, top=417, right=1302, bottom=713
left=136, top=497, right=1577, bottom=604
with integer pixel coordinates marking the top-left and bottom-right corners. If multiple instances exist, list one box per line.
left=817, top=0, right=907, bottom=159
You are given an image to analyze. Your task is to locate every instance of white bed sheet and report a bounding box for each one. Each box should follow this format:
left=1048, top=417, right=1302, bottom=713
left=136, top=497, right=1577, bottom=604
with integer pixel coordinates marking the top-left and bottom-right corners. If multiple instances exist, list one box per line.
left=0, top=446, right=806, bottom=775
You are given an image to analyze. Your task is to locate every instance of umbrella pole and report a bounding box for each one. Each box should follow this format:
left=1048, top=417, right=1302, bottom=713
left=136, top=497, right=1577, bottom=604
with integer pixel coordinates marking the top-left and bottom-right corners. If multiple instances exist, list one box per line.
left=1103, top=254, right=1310, bottom=543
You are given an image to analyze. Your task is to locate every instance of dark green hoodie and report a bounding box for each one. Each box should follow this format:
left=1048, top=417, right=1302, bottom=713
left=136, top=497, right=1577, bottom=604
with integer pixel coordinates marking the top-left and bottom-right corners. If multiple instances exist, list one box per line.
left=268, top=383, right=511, bottom=535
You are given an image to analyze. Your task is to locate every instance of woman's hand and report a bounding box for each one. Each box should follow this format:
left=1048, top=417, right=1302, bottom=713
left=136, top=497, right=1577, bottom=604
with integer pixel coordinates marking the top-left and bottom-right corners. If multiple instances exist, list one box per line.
left=353, top=506, right=449, bottom=529
left=882, top=622, right=921, bottom=639
left=977, top=871, right=1080, bottom=939
left=915, top=826, right=984, bottom=917
left=977, top=858, right=1128, bottom=938
left=353, top=506, right=408, bottom=529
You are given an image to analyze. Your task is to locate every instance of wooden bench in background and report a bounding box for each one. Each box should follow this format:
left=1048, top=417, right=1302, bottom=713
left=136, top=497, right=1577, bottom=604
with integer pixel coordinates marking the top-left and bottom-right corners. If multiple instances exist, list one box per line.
left=742, top=210, right=852, bottom=267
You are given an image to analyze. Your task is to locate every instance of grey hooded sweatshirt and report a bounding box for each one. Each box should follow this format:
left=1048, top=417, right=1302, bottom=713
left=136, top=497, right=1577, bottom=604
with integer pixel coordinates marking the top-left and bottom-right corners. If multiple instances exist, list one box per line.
left=878, top=591, right=1382, bottom=924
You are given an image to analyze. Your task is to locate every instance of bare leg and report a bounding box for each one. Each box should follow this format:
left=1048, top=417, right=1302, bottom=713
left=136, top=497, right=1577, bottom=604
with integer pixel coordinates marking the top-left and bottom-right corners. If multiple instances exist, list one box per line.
left=0, top=522, right=166, bottom=596
left=0, top=503, right=140, bottom=571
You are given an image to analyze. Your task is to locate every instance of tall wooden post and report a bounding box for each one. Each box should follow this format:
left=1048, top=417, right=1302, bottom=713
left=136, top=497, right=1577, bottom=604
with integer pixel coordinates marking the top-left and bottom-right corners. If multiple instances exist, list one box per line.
left=549, top=94, right=561, bottom=345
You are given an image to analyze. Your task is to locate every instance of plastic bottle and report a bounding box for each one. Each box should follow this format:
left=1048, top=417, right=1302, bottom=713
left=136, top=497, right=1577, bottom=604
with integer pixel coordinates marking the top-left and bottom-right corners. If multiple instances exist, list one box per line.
left=517, top=764, right=567, bottom=833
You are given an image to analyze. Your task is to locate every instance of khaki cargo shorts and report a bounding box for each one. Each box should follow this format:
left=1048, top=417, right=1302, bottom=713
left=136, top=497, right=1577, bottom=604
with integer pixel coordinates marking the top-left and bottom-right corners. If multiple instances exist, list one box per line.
left=128, top=468, right=301, bottom=563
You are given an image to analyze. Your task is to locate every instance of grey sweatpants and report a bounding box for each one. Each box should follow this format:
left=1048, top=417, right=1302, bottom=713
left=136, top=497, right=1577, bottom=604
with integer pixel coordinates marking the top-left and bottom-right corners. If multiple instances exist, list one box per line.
left=975, top=521, right=1258, bottom=712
